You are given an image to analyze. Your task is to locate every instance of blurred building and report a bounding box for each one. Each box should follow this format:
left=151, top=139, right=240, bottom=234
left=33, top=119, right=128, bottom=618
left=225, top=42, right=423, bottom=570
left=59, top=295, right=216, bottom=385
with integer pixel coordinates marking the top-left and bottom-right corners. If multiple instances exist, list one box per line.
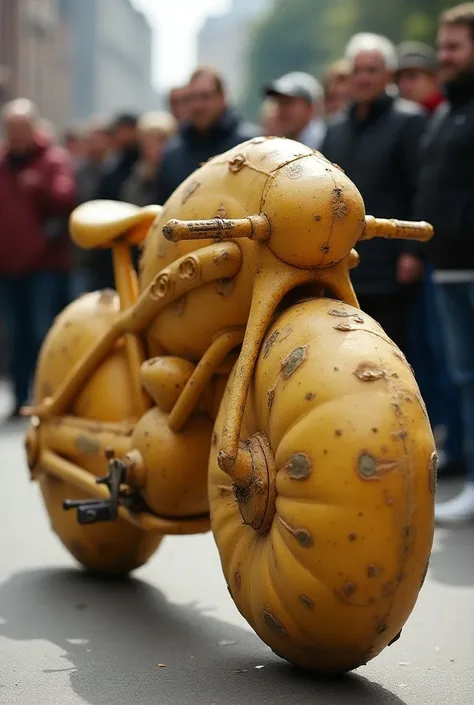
left=61, top=0, right=156, bottom=122
left=0, top=0, right=72, bottom=132
left=197, top=0, right=270, bottom=103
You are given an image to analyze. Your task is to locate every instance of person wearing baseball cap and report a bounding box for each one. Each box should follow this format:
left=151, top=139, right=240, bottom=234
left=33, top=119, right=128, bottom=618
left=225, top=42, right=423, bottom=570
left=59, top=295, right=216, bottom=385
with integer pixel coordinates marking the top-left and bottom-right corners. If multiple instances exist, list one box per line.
left=396, top=41, right=444, bottom=113
left=262, top=71, right=326, bottom=149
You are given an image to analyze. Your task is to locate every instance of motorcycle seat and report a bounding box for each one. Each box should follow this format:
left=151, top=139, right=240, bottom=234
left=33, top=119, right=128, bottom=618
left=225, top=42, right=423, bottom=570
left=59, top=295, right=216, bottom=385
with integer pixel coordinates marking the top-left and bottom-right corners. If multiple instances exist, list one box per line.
left=70, top=200, right=162, bottom=249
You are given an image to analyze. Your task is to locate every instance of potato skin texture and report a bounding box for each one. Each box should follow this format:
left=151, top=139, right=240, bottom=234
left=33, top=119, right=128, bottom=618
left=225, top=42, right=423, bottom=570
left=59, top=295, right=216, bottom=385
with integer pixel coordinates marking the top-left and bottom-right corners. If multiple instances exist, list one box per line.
left=209, top=298, right=435, bottom=673
left=34, top=292, right=163, bottom=575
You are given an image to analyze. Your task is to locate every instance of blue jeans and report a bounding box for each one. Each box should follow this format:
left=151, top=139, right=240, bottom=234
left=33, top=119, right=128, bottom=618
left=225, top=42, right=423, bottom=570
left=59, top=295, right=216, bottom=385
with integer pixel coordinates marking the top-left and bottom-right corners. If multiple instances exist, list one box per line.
left=436, top=281, right=474, bottom=482
left=408, top=266, right=464, bottom=463
left=0, top=271, right=68, bottom=407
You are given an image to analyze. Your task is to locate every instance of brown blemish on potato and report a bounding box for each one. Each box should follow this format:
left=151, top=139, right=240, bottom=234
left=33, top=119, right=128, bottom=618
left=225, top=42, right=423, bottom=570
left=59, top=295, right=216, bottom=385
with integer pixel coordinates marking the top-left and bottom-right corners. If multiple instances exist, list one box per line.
left=211, top=431, right=218, bottom=447
left=382, top=582, right=395, bottom=598
left=331, top=187, right=349, bottom=220
left=372, top=427, right=378, bottom=433
left=343, top=582, right=357, bottom=597
left=214, top=203, right=227, bottom=218
left=335, top=429, right=343, bottom=437
left=392, top=430, right=408, bottom=441
left=281, top=346, right=307, bottom=379
left=263, top=609, right=287, bottom=637
left=75, top=435, right=100, bottom=455
left=216, top=278, right=234, bottom=297
left=305, top=392, right=315, bottom=401
left=234, top=569, right=241, bottom=590
left=334, top=321, right=361, bottom=332
left=264, top=330, right=280, bottom=359
left=429, top=451, right=438, bottom=495
left=376, top=622, right=388, bottom=635
left=392, top=402, right=402, bottom=417
left=228, top=154, right=246, bottom=172
left=270, top=541, right=278, bottom=569
left=278, top=517, right=314, bottom=548
left=367, top=564, right=382, bottom=578
left=285, top=453, right=312, bottom=480
left=286, top=162, right=304, bottom=179
left=358, top=452, right=399, bottom=480
left=328, top=308, right=364, bottom=323
left=267, top=379, right=278, bottom=412
left=216, top=484, right=231, bottom=496
left=300, top=595, right=314, bottom=610
left=348, top=533, right=357, bottom=542
left=354, top=362, right=386, bottom=382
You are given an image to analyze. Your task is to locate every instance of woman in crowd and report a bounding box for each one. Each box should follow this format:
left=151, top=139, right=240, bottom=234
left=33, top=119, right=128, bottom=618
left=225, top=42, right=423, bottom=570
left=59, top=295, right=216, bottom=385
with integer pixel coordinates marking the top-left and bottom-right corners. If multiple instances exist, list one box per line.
left=122, top=111, right=177, bottom=207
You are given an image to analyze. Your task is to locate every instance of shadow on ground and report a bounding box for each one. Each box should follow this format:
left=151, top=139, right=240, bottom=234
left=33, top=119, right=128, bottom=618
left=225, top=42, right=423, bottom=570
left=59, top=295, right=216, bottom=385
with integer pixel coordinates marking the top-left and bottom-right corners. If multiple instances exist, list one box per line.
left=0, top=568, right=408, bottom=705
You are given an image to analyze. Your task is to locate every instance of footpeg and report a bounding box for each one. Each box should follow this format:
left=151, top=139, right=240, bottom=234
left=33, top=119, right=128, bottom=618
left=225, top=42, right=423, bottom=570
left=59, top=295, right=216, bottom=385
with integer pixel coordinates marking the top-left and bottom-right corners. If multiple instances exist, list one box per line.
left=63, top=498, right=118, bottom=524
left=63, top=450, right=133, bottom=525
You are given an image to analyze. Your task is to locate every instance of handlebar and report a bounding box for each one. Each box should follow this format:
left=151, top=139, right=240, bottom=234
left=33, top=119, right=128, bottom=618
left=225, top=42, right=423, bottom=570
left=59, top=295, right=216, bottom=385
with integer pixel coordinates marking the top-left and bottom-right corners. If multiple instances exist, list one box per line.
left=161, top=214, right=434, bottom=246
left=360, top=216, right=434, bottom=242
left=162, top=214, right=270, bottom=243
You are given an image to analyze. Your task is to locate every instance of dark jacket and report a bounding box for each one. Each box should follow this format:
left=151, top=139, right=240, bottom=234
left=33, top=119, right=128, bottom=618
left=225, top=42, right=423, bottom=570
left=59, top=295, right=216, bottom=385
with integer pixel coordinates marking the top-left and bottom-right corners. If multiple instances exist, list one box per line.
left=156, top=109, right=260, bottom=205
left=0, top=135, right=76, bottom=275
left=121, top=161, right=157, bottom=208
left=86, top=145, right=141, bottom=290
left=414, top=72, right=474, bottom=271
left=321, top=93, right=427, bottom=296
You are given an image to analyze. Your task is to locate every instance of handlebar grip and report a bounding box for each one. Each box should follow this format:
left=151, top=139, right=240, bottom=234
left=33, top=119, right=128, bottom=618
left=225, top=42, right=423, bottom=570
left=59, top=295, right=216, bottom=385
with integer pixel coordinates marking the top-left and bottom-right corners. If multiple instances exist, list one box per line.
left=162, top=214, right=270, bottom=242
left=360, top=216, right=434, bottom=242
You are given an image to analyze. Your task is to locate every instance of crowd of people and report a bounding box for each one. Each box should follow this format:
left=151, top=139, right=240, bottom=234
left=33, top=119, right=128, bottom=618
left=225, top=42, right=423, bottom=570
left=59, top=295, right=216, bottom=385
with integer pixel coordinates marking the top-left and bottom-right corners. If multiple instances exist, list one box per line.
left=0, top=2, right=473, bottom=523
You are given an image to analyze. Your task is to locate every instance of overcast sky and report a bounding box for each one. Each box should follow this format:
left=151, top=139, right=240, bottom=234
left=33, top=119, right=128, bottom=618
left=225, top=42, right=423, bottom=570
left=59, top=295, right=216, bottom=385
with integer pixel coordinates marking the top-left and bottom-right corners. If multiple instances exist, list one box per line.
left=131, top=0, right=230, bottom=91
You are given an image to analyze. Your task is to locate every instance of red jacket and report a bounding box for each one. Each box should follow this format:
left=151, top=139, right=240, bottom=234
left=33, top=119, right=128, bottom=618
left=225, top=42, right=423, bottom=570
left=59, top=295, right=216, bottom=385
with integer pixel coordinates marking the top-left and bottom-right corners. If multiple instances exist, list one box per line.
left=0, top=135, right=76, bottom=275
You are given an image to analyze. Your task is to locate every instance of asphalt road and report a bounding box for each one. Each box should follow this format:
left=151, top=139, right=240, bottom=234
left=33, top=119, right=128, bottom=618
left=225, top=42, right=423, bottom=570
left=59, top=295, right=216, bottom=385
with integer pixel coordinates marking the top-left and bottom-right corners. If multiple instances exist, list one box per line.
left=0, top=414, right=473, bottom=705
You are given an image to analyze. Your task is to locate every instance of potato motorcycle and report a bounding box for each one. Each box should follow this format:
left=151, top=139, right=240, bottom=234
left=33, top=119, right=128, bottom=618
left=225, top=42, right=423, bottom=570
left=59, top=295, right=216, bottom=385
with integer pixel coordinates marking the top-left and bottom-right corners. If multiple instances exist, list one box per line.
left=23, top=137, right=437, bottom=674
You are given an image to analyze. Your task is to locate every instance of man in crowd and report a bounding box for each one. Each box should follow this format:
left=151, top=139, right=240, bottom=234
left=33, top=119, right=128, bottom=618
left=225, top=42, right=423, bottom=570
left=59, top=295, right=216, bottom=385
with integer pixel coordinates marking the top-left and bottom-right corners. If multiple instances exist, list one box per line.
left=263, top=71, right=326, bottom=148
left=322, top=59, right=351, bottom=118
left=396, top=41, right=444, bottom=113
left=156, top=67, right=260, bottom=204
left=168, top=85, right=190, bottom=125
left=322, top=32, right=426, bottom=354
left=87, top=113, right=141, bottom=291
left=415, top=3, right=474, bottom=522
left=0, top=99, right=76, bottom=418
left=396, top=40, right=465, bottom=482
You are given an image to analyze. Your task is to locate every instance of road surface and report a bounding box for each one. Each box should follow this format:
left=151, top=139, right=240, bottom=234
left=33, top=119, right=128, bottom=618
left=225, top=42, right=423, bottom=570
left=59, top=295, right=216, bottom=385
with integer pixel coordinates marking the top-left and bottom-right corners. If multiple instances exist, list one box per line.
left=0, top=415, right=473, bottom=705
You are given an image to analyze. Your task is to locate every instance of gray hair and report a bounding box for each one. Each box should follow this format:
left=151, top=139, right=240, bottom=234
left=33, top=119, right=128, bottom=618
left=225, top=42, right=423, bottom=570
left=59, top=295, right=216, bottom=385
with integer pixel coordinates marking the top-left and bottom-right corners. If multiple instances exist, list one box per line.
left=2, top=98, right=40, bottom=123
left=345, top=33, right=398, bottom=71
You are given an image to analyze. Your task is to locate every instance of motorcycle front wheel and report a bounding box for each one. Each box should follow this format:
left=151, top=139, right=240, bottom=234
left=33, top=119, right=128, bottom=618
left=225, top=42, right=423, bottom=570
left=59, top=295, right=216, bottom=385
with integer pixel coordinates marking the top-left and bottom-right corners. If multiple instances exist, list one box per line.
left=208, top=296, right=436, bottom=673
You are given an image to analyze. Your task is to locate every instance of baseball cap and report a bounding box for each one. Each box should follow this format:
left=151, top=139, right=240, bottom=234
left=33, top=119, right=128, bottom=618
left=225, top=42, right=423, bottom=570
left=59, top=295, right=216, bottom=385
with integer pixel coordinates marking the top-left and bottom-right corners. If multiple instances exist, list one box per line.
left=396, top=42, right=438, bottom=74
left=264, top=72, right=323, bottom=104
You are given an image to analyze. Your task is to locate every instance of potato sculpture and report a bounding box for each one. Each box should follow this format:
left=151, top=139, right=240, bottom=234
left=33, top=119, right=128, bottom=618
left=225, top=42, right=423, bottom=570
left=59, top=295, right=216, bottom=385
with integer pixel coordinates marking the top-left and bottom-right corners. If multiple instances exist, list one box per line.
left=24, top=137, right=436, bottom=673
left=209, top=298, right=435, bottom=672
